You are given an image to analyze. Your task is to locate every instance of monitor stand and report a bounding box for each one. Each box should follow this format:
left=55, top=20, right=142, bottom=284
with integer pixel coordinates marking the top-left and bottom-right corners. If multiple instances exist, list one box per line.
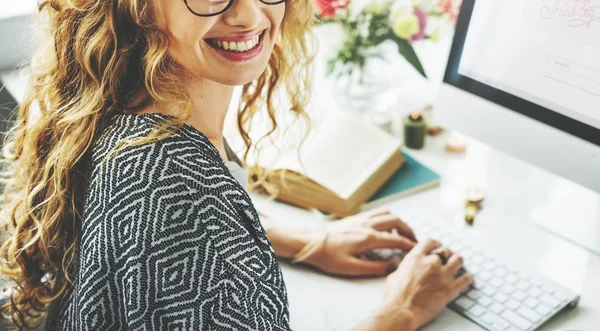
left=530, top=178, right=600, bottom=256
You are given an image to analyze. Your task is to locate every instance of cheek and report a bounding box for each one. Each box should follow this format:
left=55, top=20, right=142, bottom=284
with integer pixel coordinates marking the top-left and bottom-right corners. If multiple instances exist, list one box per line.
left=163, top=19, right=214, bottom=69
left=268, top=4, right=286, bottom=33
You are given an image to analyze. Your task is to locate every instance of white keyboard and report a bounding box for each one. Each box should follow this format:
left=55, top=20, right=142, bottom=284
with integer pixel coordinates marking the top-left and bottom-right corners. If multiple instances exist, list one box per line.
left=364, top=212, right=580, bottom=331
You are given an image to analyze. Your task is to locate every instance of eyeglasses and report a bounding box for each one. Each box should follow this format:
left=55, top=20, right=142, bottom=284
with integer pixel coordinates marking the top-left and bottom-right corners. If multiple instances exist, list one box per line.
left=184, top=0, right=287, bottom=17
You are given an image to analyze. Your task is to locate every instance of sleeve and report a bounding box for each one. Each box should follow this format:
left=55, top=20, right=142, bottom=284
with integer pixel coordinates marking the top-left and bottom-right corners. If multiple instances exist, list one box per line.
left=115, top=156, right=290, bottom=331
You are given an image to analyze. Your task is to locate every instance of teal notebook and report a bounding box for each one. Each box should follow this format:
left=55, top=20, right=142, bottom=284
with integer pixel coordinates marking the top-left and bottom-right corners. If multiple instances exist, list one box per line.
left=361, top=152, right=441, bottom=210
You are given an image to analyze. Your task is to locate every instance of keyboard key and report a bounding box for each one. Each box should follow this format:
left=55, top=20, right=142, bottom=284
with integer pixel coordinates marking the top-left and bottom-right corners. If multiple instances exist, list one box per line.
left=524, top=298, right=539, bottom=309
left=513, top=291, right=527, bottom=302
left=528, top=287, right=542, bottom=298
left=516, top=281, right=530, bottom=291
left=505, top=300, right=520, bottom=310
left=452, top=242, right=465, bottom=252
left=518, top=271, right=531, bottom=281
left=477, top=296, right=494, bottom=307
left=483, top=261, right=496, bottom=271
left=541, top=285, right=556, bottom=295
left=473, top=255, right=485, bottom=264
left=455, top=297, right=475, bottom=310
left=483, top=286, right=497, bottom=296
left=461, top=249, right=473, bottom=259
left=479, top=270, right=493, bottom=281
left=495, top=268, right=508, bottom=278
left=466, top=289, right=481, bottom=301
left=517, top=306, right=542, bottom=323
left=482, top=312, right=510, bottom=330
left=539, top=293, right=562, bottom=308
left=490, top=303, right=504, bottom=314
left=506, top=274, right=519, bottom=284
left=468, top=304, right=486, bottom=317
left=481, top=312, right=494, bottom=324
left=501, top=284, right=516, bottom=294
left=552, top=292, right=566, bottom=302
left=494, top=292, right=509, bottom=303
left=468, top=264, right=482, bottom=275
left=490, top=277, right=503, bottom=288
left=500, top=310, right=532, bottom=330
left=535, top=304, right=552, bottom=316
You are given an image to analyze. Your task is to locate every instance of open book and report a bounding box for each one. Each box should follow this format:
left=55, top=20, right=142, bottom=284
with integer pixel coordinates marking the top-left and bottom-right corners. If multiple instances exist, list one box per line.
left=266, top=111, right=404, bottom=217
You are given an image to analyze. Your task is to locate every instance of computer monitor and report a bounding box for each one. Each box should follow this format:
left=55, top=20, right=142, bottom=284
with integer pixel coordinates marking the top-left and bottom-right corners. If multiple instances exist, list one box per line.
left=435, top=0, right=600, bottom=253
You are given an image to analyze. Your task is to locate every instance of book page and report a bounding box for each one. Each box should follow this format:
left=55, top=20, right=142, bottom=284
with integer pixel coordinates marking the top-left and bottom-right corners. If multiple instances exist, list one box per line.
left=274, top=111, right=401, bottom=199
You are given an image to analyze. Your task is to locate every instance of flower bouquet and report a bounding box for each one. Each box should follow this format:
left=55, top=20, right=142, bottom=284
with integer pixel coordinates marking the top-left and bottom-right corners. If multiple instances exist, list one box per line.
left=313, top=0, right=461, bottom=78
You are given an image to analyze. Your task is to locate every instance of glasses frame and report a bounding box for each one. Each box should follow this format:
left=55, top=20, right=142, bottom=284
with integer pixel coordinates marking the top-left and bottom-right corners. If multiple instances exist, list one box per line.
left=183, top=0, right=287, bottom=17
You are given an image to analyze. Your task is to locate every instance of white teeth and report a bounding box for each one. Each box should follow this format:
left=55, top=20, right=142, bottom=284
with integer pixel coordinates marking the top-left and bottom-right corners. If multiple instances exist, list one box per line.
left=211, top=34, right=262, bottom=52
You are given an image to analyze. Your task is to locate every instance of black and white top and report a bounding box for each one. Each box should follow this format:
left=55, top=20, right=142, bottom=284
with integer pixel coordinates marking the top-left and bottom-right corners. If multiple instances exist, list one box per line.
left=46, top=113, right=290, bottom=330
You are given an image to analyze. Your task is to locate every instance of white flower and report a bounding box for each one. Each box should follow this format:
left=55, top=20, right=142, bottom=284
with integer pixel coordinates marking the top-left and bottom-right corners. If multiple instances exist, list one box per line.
left=364, top=0, right=390, bottom=15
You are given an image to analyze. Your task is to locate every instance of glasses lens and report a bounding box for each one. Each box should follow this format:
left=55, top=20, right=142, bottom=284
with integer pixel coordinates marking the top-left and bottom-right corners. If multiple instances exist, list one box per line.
left=186, top=0, right=231, bottom=15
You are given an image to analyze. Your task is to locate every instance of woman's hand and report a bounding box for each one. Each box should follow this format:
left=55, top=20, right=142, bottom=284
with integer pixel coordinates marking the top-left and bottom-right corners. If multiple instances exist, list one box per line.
left=379, top=239, right=473, bottom=329
left=303, top=210, right=418, bottom=276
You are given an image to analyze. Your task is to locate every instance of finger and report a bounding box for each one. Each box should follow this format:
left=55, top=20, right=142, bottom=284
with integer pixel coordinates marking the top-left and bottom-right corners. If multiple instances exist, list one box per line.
left=359, top=231, right=416, bottom=252
left=453, top=273, right=474, bottom=294
left=412, top=238, right=441, bottom=255
left=345, top=258, right=395, bottom=276
left=368, top=214, right=418, bottom=242
left=434, top=247, right=454, bottom=261
left=445, top=254, right=464, bottom=274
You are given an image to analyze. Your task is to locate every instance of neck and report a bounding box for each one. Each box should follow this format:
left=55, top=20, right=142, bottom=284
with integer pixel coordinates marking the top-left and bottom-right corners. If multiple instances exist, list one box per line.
left=134, top=74, right=235, bottom=161
left=180, top=74, right=235, bottom=141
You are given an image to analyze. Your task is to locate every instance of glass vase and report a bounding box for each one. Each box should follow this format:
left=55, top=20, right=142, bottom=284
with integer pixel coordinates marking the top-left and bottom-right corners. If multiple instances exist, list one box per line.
left=330, top=42, right=407, bottom=128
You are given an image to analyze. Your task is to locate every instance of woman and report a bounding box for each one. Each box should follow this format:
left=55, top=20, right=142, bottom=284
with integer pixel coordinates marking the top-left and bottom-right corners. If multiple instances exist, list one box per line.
left=0, top=0, right=472, bottom=330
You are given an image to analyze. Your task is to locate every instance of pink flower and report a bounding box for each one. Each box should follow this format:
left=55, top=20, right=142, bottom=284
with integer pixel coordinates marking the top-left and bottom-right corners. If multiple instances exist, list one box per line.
left=437, top=0, right=461, bottom=23
left=411, top=8, right=428, bottom=41
left=314, top=0, right=350, bottom=19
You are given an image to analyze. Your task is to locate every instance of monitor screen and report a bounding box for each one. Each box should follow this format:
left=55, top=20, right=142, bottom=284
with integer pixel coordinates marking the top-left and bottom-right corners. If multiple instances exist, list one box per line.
left=446, top=0, right=600, bottom=145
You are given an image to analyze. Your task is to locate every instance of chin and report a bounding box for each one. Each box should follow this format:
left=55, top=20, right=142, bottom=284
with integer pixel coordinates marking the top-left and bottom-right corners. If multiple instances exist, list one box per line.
left=214, top=68, right=269, bottom=87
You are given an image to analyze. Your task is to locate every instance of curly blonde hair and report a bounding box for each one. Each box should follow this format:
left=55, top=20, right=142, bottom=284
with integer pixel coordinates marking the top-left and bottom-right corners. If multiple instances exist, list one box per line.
left=0, top=0, right=315, bottom=328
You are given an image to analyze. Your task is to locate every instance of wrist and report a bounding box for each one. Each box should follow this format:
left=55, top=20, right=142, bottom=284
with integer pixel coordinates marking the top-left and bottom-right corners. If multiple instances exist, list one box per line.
left=374, top=304, right=417, bottom=331
left=262, top=216, right=318, bottom=259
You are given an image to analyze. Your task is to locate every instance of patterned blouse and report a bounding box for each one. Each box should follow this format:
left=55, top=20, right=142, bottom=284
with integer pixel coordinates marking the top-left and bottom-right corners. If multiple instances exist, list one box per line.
left=46, top=113, right=290, bottom=330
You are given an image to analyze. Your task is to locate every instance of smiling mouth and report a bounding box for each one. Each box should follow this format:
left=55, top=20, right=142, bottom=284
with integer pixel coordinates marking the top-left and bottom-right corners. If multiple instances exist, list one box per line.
left=206, top=31, right=266, bottom=53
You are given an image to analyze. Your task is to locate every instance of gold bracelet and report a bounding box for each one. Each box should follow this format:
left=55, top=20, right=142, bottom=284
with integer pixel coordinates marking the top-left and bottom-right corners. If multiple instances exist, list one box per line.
left=290, top=230, right=328, bottom=264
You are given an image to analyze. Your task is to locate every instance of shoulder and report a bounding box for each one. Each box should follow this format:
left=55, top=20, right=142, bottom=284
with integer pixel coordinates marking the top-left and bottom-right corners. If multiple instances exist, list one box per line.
left=84, top=114, right=245, bottom=231
left=89, top=113, right=232, bottom=188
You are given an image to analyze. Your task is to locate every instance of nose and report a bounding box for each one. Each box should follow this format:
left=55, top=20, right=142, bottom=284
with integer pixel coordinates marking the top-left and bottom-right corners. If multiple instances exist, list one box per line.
left=222, top=0, right=263, bottom=30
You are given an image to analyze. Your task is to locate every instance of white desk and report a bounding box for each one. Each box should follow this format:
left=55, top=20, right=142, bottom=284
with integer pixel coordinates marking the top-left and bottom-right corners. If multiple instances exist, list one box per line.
left=250, top=133, right=600, bottom=331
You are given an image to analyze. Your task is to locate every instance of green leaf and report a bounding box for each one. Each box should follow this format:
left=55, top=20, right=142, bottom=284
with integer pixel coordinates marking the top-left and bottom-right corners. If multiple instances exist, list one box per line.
left=390, top=35, right=427, bottom=78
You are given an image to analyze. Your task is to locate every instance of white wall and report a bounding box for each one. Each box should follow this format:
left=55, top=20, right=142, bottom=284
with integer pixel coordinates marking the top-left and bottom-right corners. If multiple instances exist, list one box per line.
left=0, top=1, right=37, bottom=71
